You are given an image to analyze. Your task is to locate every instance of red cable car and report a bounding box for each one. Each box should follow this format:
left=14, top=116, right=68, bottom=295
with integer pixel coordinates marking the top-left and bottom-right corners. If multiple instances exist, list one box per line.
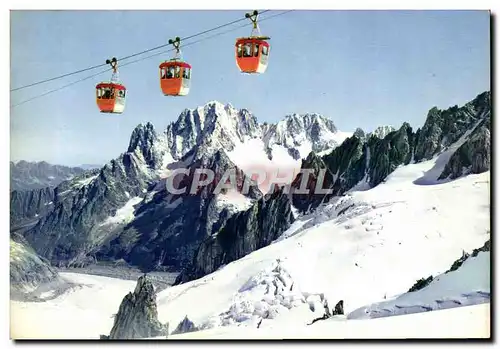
left=235, top=11, right=271, bottom=74
left=159, top=37, right=191, bottom=96
left=96, top=57, right=126, bottom=114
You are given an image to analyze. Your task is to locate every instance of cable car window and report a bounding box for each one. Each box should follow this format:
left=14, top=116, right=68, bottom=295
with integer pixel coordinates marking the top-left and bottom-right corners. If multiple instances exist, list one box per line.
left=237, top=44, right=243, bottom=58
left=262, top=45, right=269, bottom=56
left=97, top=88, right=102, bottom=98
left=254, top=44, right=260, bottom=57
left=182, top=67, right=190, bottom=79
left=118, top=90, right=125, bottom=98
left=161, top=68, right=167, bottom=79
left=174, top=66, right=181, bottom=78
left=166, top=67, right=174, bottom=79
left=103, top=88, right=112, bottom=99
left=243, top=43, right=252, bottom=57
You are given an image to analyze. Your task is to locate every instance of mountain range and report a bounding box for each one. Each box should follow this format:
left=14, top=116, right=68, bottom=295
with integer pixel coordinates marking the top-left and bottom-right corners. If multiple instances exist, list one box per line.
left=10, top=92, right=491, bottom=285
left=10, top=161, right=88, bottom=191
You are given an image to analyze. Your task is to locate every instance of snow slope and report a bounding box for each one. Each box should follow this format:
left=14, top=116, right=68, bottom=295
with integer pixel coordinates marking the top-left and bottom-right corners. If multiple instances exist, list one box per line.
left=154, top=153, right=490, bottom=334
left=348, top=251, right=490, bottom=320
left=169, top=303, right=489, bottom=339
left=10, top=151, right=490, bottom=339
left=99, top=197, right=143, bottom=226
left=10, top=273, right=137, bottom=339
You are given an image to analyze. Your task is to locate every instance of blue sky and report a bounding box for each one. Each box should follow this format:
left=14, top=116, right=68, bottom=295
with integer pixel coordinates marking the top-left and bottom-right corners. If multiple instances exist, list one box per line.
left=10, top=10, right=490, bottom=166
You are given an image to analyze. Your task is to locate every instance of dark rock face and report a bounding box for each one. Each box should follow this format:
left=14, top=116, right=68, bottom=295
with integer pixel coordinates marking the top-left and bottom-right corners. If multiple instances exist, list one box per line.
left=290, top=152, right=336, bottom=213
left=171, top=316, right=198, bottom=335
left=408, top=276, right=434, bottom=293
left=291, top=122, right=415, bottom=213
left=439, top=114, right=491, bottom=180
left=175, top=188, right=294, bottom=284
left=96, top=150, right=262, bottom=271
left=333, top=300, right=344, bottom=316
left=107, top=275, right=168, bottom=339
left=414, top=91, right=491, bottom=162
left=10, top=160, right=87, bottom=191
left=10, top=187, right=55, bottom=226
left=446, top=238, right=490, bottom=274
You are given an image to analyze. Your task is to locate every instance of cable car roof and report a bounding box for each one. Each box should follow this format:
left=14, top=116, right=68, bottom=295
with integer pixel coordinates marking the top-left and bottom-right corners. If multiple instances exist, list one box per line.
left=96, top=82, right=126, bottom=90
left=159, top=61, right=192, bottom=69
left=236, top=36, right=271, bottom=44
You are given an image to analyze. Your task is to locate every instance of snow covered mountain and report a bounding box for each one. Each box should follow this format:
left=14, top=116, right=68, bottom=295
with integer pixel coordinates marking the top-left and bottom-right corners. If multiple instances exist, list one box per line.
left=262, top=113, right=353, bottom=160
left=289, top=91, right=491, bottom=213
left=10, top=91, right=490, bottom=286
left=368, top=125, right=396, bottom=139
left=10, top=161, right=87, bottom=191
left=11, top=101, right=351, bottom=271
left=9, top=91, right=491, bottom=339
left=10, top=141, right=490, bottom=338
left=152, top=150, right=491, bottom=336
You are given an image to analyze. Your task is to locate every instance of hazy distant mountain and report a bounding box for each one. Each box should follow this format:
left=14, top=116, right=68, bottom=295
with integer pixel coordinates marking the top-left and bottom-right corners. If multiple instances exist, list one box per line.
left=79, top=164, right=103, bottom=170
left=10, top=161, right=87, bottom=191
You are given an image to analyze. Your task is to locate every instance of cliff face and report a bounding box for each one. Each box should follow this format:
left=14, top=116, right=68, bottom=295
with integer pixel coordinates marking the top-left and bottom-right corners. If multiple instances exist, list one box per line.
left=10, top=187, right=55, bottom=226
left=175, top=189, right=294, bottom=284
left=290, top=122, right=415, bottom=213
left=439, top=114, right=491, bottom=180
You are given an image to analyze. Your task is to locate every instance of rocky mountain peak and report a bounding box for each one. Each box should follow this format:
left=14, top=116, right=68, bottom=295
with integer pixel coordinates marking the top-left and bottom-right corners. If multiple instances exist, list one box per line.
left=263, top=112, right=343, bottom=159
left=127, top=122, right=161, bottom=167
left=414, top=91, right=490, bottom=162
left=353, top=127, right=366, bottom=139
left=368, top=125, right=396, bottom=139
left=167, top=101, right=261, bottom=162
left=106, top=275, right=168, bottom=339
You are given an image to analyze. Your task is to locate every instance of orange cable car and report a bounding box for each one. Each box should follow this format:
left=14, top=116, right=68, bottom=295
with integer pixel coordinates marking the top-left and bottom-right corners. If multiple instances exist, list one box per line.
left=159, top=37, right=191, bottom=96
left=235, top=11, right=271, bottom=74
left=96, top=57, right=126, bottom=114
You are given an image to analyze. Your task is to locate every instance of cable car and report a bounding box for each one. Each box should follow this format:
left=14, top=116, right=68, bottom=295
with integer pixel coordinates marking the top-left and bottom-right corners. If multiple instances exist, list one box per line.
left=235, top=11, right=271, bottom=74
left=159, top=37, right=191, bottom=96
left=96, top=57, right=126, bottom=114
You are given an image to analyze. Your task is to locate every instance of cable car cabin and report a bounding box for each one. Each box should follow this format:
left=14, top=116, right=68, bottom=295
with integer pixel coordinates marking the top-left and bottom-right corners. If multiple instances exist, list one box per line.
left=96, top=83, right=126, bottom=114
left=159, top=61, right=191, bottom=96
left=235, top=38, right=270, bottom=74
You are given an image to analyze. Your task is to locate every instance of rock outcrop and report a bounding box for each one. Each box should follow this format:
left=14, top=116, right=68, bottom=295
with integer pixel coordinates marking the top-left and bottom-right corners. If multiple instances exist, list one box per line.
left=171, top=316, right=198, bottom=335
left=106, top=275, right=168, bottom=339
